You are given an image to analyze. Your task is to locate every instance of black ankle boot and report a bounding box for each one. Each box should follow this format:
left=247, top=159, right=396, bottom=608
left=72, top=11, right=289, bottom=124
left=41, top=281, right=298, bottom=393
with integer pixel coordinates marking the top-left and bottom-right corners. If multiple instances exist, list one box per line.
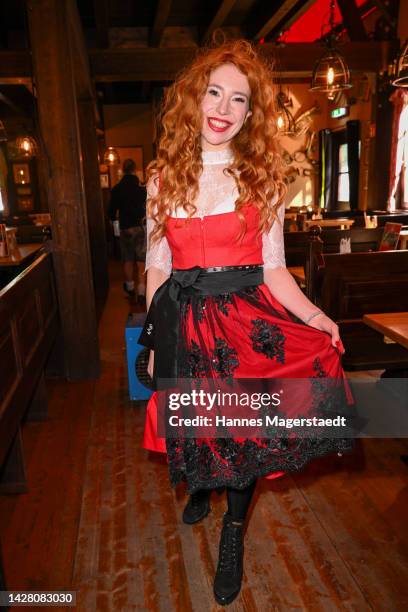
left=213, top=513, right=244, bottom=606
left=182, top=489, right=211, bottom=524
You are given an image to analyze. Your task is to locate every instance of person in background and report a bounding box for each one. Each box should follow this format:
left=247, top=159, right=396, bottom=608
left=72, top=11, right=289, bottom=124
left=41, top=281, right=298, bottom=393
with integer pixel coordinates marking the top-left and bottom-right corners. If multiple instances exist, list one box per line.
left=108, top=158, right=147, bottom=305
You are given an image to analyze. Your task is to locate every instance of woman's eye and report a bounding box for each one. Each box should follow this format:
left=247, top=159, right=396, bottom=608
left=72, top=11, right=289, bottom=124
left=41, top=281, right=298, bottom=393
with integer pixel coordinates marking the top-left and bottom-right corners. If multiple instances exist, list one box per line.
left=208, top=89, right=219, bottom=96
left=233, top=97, right=246, bottom=104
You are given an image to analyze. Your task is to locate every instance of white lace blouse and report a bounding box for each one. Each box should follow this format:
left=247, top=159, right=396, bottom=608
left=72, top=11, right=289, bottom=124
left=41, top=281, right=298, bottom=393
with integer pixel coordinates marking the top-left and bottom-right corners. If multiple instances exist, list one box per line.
left=145, top=148, right=286, bottom=276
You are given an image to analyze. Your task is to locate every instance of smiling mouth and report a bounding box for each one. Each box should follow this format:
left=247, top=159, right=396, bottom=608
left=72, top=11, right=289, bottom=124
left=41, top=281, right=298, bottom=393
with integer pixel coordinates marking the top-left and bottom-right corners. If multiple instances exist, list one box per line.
left=207, top=117, right=233, bottom=132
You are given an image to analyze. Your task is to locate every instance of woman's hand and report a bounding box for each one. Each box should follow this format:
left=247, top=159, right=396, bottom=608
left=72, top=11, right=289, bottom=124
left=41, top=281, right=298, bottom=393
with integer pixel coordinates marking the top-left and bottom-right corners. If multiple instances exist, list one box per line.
left=307, top=313, right=345, bottom=354
left=147, top=350, right=155, bottom=379
left=263, top=268, right=346, bottom=353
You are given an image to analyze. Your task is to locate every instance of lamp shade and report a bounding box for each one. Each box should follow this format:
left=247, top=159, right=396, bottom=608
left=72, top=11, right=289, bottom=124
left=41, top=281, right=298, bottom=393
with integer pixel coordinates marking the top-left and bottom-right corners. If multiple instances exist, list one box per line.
left=310, top=48, right=352, bottom=95
left=14, top=135, right=37, bottom=158
left=392, top=40, right=408, bottom=88
left=103, top=146, right=120, bottom=165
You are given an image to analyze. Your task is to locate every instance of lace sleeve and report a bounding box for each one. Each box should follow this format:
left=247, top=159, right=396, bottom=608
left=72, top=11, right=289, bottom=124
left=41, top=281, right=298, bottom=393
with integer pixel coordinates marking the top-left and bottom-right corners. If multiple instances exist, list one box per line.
left=145, top=176, right=172, bottom=275
left=262, top=199, right=286, bottom=270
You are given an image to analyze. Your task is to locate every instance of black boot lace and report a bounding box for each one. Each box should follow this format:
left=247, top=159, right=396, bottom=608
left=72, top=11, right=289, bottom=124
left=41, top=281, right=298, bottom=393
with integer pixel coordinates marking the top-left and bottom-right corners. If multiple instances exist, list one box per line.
left=218, top=520, right=243, bottom=574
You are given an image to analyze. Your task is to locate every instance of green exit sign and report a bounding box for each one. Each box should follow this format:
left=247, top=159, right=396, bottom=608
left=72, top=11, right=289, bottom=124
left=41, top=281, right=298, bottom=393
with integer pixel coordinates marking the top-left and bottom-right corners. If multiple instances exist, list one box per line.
left=331, top=106, right=349, bottom=118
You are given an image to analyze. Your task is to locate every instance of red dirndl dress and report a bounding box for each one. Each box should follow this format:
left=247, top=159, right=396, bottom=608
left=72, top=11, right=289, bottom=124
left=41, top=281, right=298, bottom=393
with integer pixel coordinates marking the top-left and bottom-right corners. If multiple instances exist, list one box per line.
left=141, top=204, right=355, bottom=493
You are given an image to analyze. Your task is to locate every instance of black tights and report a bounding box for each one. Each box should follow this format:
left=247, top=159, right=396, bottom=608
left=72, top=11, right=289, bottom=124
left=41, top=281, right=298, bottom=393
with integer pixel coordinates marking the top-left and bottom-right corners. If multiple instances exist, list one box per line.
left=226, top=480, right=257, bottom=521
left=192, top=479, right=257, bottom=522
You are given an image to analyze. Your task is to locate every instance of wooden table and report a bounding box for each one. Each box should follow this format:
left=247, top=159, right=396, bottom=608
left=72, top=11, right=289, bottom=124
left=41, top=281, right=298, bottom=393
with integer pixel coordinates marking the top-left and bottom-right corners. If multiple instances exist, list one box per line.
left=288, top=266, right=306, bottom=285
left=363, top=312, right=408, bottom=351
left=303, top=218, right=355, bottom=230
left=363, top=312, right=408, bottom=467
left=0, top=243, right=44, bottom=267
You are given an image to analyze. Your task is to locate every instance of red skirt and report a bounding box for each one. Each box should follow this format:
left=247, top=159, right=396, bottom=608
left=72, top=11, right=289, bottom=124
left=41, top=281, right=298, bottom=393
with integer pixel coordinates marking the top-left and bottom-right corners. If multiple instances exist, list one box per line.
left=143, top=282, right=354, bottom=493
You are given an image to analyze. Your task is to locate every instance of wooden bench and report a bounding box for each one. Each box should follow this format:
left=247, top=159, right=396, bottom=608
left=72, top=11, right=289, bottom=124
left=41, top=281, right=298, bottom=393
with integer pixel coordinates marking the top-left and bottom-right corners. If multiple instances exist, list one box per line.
left=284, top=226, right=384, bottom=268
left=0, top=253, right=59, bottom=590
left=322, top=210, right=408, bottom=227
left=308, top=248, right=408, bottom=372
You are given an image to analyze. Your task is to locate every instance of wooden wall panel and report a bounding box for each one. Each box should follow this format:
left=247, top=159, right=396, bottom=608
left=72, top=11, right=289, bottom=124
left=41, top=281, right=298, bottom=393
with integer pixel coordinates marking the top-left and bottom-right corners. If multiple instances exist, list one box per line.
left=0, top=325, right=19, bottom=407
left=38, top=273, right=58, bottom=331
left=0, top=254, right=59, bottom=468
left=18, top=293, right=42, bottom=368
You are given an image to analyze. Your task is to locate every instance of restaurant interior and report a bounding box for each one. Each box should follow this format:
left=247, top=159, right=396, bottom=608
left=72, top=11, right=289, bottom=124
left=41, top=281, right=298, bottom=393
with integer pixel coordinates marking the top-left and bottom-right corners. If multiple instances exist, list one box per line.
left=1, top=0, right=408, bottom=609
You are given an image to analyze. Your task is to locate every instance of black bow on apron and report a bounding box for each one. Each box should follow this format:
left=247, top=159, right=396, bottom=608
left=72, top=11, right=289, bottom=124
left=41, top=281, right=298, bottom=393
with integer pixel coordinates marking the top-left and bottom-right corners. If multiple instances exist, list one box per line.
left=138, top=265, right=263, bottom=388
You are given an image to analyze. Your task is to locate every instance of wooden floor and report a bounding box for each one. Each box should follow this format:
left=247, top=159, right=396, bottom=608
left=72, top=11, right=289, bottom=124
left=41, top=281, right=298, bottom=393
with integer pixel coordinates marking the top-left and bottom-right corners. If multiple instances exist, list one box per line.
left=1, top=261, right=408, bottom=611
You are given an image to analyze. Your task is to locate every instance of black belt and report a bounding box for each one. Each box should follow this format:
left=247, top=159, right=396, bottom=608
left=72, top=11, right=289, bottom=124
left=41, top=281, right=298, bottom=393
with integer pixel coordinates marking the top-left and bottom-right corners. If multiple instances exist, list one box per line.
left=138, top=264, right=263, bottom=388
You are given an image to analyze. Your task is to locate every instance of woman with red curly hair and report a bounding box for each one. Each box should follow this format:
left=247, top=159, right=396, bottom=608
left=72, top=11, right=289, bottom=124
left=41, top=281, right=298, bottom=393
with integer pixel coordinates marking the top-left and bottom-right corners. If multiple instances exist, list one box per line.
left=139, top=39, right=354, bottom=605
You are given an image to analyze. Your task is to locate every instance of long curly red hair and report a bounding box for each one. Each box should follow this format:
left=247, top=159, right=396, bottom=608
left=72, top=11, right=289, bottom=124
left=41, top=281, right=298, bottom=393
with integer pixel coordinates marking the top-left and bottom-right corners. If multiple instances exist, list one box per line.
left=147, top=38, right=286, bottom=241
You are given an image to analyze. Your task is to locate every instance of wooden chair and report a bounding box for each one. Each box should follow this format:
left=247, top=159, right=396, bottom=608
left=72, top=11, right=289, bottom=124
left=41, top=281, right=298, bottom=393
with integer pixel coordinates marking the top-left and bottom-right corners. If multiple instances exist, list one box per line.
left=307, top=247, right=408, bottom=372
left=285, top=226, right=384, bottom=269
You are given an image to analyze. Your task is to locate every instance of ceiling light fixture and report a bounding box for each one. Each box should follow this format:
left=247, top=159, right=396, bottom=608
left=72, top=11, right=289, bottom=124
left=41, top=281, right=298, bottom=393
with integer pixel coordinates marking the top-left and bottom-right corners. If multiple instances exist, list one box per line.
left=310, top=0, right=352, bottom=98
left=392, top=39, right=408, bottom=88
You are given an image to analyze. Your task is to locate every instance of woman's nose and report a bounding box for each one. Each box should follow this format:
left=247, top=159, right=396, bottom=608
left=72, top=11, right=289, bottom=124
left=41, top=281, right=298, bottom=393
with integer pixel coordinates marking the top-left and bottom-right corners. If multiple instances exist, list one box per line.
left=216, top=96, right=231, bottom=115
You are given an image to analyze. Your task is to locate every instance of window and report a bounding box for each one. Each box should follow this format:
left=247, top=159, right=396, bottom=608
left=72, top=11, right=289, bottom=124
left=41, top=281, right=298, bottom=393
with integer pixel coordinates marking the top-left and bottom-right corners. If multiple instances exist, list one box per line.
left=0, top=145, right=8, bottom=215
left=338, top=142, right=349, bottom=203
left=332, top=129, right=360, bottom=211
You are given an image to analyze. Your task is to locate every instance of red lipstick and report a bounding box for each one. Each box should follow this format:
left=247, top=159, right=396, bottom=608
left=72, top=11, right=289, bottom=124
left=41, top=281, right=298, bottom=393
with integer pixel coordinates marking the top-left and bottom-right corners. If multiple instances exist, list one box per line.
left=207, top=117, right=232, bottom=132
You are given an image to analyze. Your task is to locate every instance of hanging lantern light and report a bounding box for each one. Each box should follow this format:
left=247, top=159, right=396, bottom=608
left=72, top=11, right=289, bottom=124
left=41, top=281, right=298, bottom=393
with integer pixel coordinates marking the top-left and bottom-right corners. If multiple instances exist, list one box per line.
left=310, top=0, right=352, bottom=98
left=103, top=146, right=120, bottom=165
left=14, top=135, right=38, bottom=158
left=276, top=91, right=296, bottom=135
left=392, top=40, right=408, bottom=88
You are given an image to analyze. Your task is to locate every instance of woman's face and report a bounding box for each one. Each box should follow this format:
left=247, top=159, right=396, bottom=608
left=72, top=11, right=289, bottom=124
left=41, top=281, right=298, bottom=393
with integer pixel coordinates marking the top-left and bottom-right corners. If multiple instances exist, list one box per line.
left=200, top=63, right=252, bottom=151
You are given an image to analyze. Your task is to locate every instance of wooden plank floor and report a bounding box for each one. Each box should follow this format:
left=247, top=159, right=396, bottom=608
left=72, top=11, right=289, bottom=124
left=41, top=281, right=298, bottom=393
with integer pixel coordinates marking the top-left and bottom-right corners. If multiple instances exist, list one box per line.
left=1, top=260, right=408, bottom=611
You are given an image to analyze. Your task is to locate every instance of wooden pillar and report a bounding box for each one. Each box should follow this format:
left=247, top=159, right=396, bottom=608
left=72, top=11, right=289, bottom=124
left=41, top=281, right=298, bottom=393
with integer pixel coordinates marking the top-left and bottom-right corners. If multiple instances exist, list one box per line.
left=78, top=97, right=109, bottom=313
left=369, top=86, right=394, bottom=211
left=27, top=0, right=100, bottom=379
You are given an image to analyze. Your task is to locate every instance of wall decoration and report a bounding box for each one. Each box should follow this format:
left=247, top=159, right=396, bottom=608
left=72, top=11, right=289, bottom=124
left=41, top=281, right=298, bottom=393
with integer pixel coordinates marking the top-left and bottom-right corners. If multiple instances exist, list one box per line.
left=17, top=196, right=34, bottom=212
left=16, top=186, right=32, bottom=196
left=13, top=163, right=31, bottom=185
left=100, top=173, right=109, bottom=189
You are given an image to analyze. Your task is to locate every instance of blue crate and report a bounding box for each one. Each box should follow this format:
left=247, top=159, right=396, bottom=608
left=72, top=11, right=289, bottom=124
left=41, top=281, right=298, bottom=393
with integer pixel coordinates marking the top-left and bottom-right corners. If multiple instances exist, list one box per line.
left=125, top=312, right=154, bottom=401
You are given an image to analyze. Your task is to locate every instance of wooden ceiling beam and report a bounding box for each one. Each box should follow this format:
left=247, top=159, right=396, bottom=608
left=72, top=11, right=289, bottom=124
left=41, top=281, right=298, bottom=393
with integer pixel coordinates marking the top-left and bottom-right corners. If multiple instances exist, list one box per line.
left=93, top=0, right=109, bottom=48
left=249, top=0, right=317, bottom=41
left=90, top=46, right=196, bottom=81
left=0, top=1, right=8, bottom=49
left=201, top=0, right=238, bottom=44
left=150, top=0, right=172, bottom=47
left=322, top=0, right=374, bottom=40
left=0, top=42, right=391, bottom=82
left=371, top=0, right=397, bottom=27
left=90, top=42, right=389, bottom=81
left=337, top=0, right=368, bottom=41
